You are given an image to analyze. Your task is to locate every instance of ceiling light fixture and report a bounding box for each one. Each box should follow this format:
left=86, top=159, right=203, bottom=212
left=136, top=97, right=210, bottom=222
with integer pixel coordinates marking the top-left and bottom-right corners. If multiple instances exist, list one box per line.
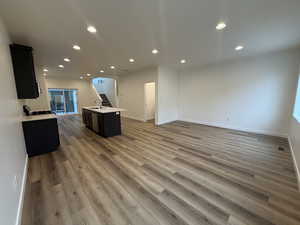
left=64, top=58, right=71, bottom=62
left=73, top=45, right=81, bottom=50
left=80, top=76, right=83, bottom=79
left=100, top=70, right=104, bottom=73
left=87, top=26, right=97, bottom=33
left=110, top=66, right=115, bottom=69
left=43, top=68, right=48, bottom=72
left=87, top=73, right=91, bottom=76
left=152, top=49, right=159, bottom=54
left=235, top=45, right=244, bottom=51
left=129, top=58, right=135, bottom=63
left=216, top=22, right=227, bottom=30
left=58, top=65, right=64, bottom=68
left=180, top=59, right=187, bottom=64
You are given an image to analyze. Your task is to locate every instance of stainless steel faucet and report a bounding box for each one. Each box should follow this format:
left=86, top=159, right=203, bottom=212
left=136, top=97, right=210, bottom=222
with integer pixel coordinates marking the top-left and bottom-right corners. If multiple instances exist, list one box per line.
left=94, top=99, right=103, bottom=108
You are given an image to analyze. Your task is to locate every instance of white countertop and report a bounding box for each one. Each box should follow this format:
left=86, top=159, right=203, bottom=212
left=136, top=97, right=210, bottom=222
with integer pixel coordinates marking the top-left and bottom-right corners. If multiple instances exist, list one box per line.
left=22, top=114, right=57, bottom=122
left=83, top=106, right=126, bottom=114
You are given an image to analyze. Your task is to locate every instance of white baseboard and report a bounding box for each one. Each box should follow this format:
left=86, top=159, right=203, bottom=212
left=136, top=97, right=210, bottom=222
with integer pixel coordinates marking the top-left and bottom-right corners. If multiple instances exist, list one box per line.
left=121, top=115, right=145, bottom=122
left=156, top=119, right=177, bottom=126
left=179, top=118, right=288, bottom=138
left=288, top=137, right=300, bottom=191
left=122, top=115, right=176, bottom=125
left=16, top=155, right=28, bottom=225
left=57, top=113, right=81, bottom=117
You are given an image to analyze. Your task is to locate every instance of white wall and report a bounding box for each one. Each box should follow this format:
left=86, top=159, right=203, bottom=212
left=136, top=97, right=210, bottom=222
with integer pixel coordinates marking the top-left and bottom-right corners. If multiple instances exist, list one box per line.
left=46, top=77, right=98, bottom=113
left=0, top=19, right=27, bottom=225
left=93, top=77, right=117, bottom=107
left=179, top=49, right=300, bottom=137
left=118, top=67, right=157, bottom=121
left=156, top=66, right=179, bottom=125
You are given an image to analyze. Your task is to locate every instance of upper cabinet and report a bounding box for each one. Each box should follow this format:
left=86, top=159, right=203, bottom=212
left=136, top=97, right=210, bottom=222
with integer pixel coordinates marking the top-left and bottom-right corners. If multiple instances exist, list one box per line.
left=10, top=44, right=39, bottom=99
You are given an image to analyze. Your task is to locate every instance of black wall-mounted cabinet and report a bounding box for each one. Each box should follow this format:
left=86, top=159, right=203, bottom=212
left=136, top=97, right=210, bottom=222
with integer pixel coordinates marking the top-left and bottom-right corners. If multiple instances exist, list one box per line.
left=10, top=44, right=39, bottom=99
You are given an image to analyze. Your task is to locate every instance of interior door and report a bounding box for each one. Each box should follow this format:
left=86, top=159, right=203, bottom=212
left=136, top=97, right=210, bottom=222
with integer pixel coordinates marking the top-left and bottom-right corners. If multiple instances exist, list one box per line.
left=144, top=82, right=156, bottom=121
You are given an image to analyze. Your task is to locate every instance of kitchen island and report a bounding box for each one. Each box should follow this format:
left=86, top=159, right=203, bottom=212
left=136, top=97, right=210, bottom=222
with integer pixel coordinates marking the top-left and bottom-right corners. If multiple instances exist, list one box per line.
left=82, top=106, right=126, bottom=137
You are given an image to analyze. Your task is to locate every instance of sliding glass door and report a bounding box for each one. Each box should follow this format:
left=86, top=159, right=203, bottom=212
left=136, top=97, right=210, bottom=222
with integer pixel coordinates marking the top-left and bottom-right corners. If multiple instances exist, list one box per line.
left=48, top=89, right=78, bottom=114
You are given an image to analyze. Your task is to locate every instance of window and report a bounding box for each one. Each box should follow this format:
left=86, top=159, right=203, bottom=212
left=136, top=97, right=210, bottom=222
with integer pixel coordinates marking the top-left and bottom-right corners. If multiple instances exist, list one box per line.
left=293, top=76, right=300, bottom=122
left=48, top=89, right=78, bottom=114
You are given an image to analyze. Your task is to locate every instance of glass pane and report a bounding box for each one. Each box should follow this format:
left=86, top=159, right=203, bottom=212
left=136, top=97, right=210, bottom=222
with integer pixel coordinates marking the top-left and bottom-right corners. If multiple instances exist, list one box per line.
left=49, top=90, right=65, bottom=113
left=64, top=90, right=74, bottom=113
left=49, top=89, right=78, bottom=114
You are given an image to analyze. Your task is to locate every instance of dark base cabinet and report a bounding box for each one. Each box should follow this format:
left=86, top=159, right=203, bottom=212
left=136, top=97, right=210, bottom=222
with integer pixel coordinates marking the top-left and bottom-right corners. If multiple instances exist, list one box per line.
left=82, top=108, right=92, bottom=129
left=82, top=109, right=121, bottom=137
left=99, top=112, right=121, bottom=137
left=22, top=118, right=60, bottom=157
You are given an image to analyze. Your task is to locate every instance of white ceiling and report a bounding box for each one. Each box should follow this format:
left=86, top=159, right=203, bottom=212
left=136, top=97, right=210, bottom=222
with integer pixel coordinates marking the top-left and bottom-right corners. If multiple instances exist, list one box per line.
left=1, top=0, right=300, bottom=79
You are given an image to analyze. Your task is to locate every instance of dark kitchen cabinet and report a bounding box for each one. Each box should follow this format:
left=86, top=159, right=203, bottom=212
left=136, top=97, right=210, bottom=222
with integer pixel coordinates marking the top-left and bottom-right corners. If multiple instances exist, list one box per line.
left=82, top=108, right=93, bottom=129
left=82, top=109, right=121, bottom=137
left=22, top=118, right=60, bottom=157
left=99, top=112, right=121, bottom=137
left=10, top=44, right=39, bottom=99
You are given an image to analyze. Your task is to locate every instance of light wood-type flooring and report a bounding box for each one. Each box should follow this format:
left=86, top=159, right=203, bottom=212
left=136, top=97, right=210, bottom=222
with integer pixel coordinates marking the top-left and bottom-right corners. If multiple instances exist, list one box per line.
left=21, top=115, right=300, bottom=225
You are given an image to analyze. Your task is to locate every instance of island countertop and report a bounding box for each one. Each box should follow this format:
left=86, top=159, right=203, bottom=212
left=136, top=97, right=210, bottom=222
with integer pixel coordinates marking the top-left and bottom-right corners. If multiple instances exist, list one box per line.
left=83, top=106, right=126, bottom=114
left=22, top=114, right=57, bottom=122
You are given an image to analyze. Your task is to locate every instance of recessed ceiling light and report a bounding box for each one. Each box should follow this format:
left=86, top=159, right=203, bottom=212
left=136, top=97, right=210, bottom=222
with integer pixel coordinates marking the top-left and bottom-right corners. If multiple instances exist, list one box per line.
left=100, top=70, right=104, bottom=73
left=129, top=58, right=135, bottom=63
left=58, top=65, right=64, bottom=68
left=87, top=26, right=97, bottom=33
left=80, top=76, right=83, bottom=79
left=73, top=45, right=81, bottom=50
left=152, top=49, right=159, bottom=54
left=110, top=66, right=115, bottom=69
left=43, top=69, right=48, bottom=72
left=235, top=45, right=244, bottom=51
left=87, top=73, right=91, bottom=76
left=180, top=59, right=187, bottom=64
left=216, top=22, right=227, bottom=30
left=64, top=58, right=71, bottom=62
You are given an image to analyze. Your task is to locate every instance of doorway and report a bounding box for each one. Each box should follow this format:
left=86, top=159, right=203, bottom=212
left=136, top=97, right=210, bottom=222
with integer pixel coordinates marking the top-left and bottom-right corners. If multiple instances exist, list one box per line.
left=48, top=89, right=78, bottom=114
left=92, top=77, right=118, bottom=107
left=144, top=82, right=156, bottom=122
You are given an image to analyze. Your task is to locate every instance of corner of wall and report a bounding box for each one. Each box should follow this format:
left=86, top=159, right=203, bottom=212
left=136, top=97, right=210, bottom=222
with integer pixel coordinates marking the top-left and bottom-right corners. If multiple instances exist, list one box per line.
left=156, top=119, right=177, bottom=126
left=156, top=65, right=180, bottom=125
left=288, top=137, right=300, bottom=191
left=121, top=114, right=145, bottom=122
